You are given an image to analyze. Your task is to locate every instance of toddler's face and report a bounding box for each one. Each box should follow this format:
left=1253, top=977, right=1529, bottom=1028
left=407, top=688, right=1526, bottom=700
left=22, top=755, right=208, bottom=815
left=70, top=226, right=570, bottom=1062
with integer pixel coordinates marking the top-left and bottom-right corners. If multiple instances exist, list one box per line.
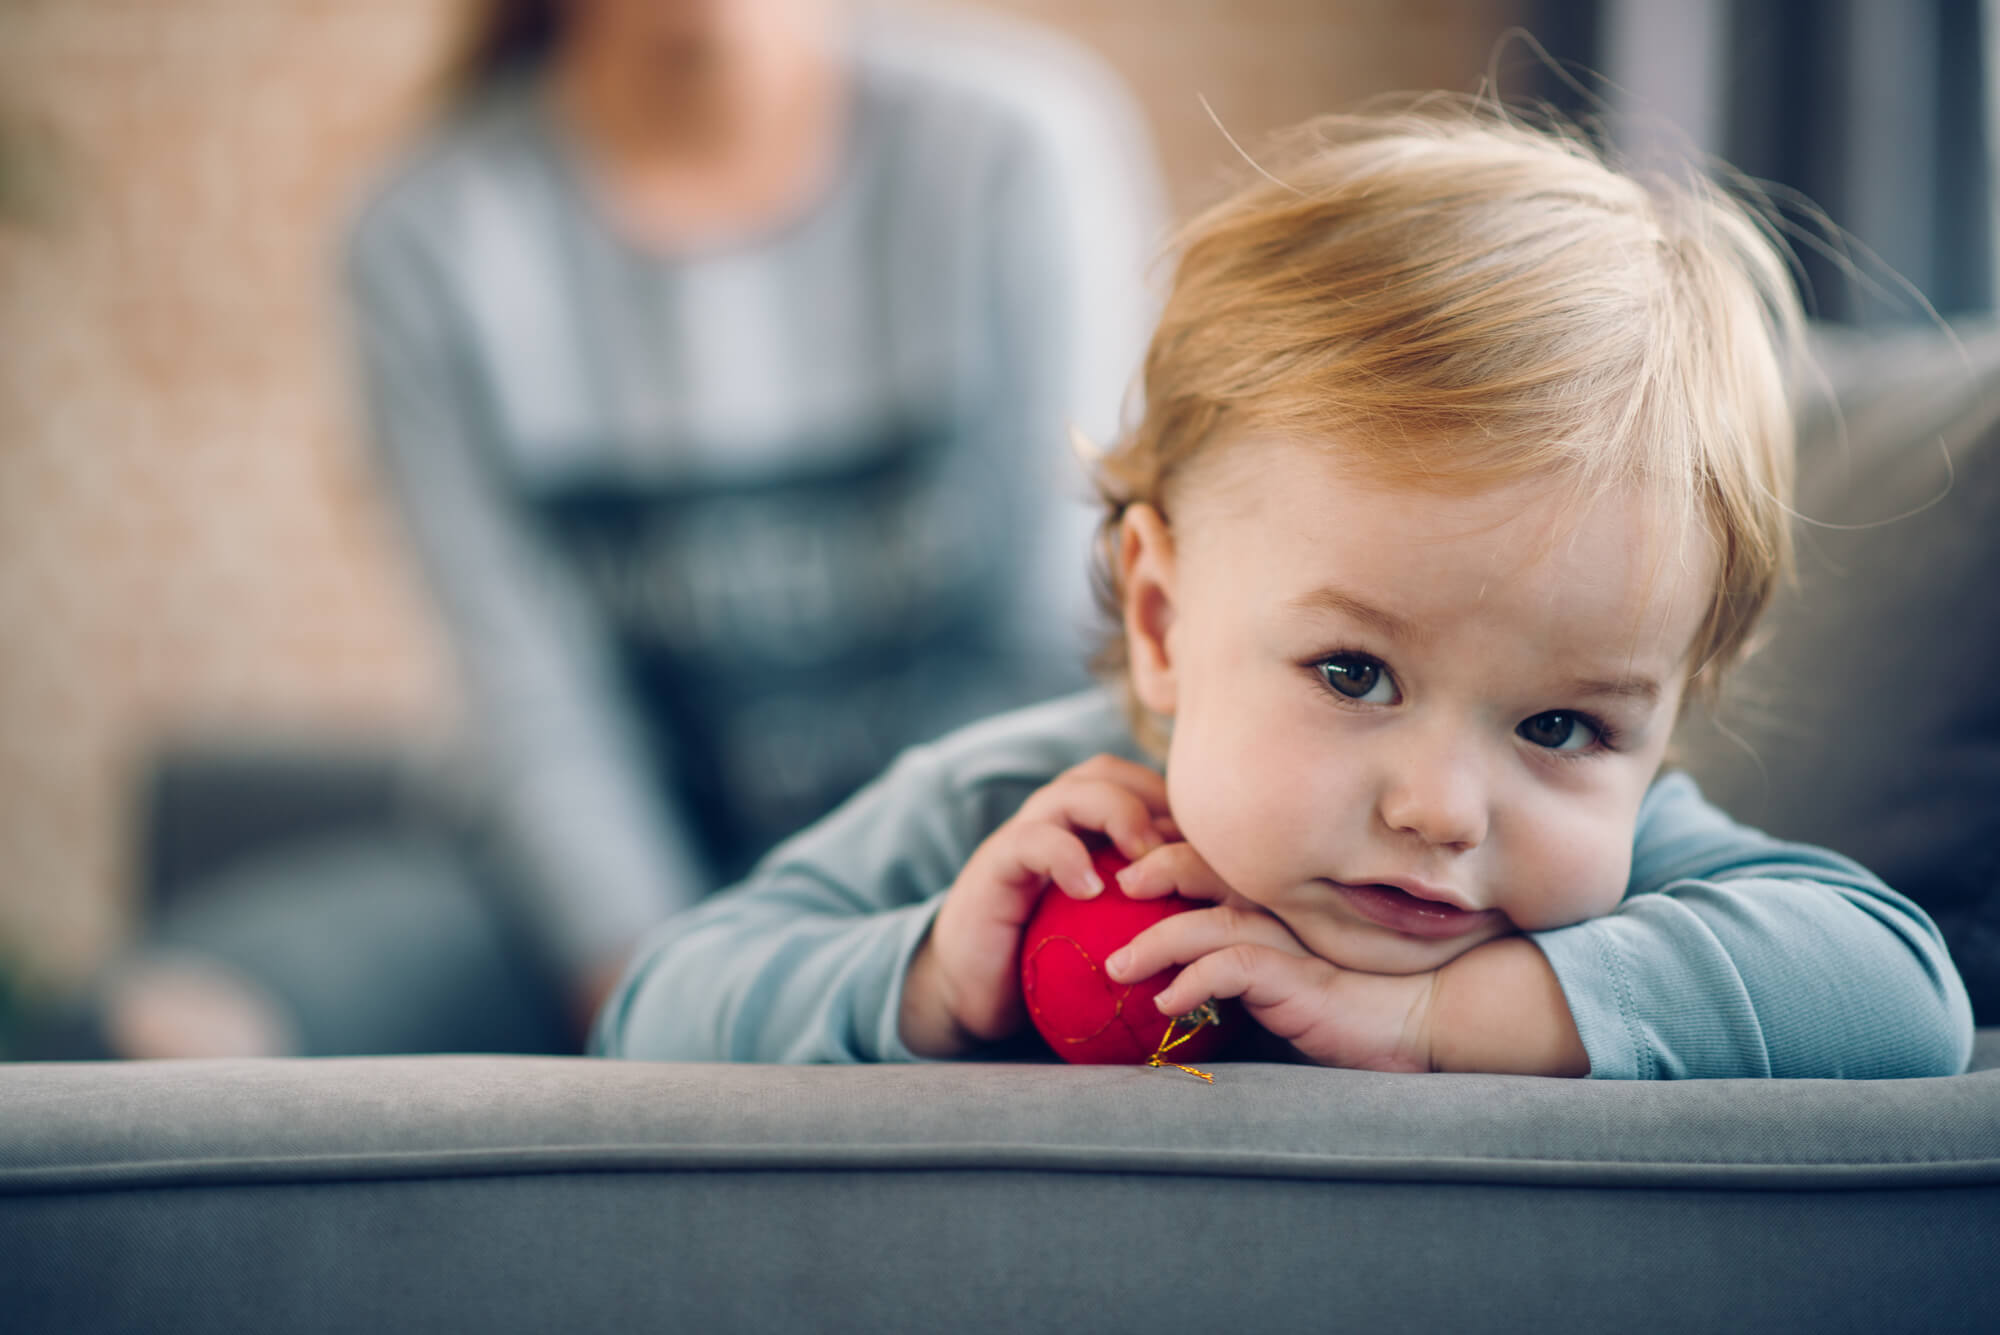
left=1121, top=437, right=1714, bottom=975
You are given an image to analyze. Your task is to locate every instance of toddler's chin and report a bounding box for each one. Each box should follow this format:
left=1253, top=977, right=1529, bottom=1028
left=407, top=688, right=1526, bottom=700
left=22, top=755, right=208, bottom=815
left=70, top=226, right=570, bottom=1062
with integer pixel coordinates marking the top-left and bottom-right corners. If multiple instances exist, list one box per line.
left=1320, top=923, right=1518, bottom=977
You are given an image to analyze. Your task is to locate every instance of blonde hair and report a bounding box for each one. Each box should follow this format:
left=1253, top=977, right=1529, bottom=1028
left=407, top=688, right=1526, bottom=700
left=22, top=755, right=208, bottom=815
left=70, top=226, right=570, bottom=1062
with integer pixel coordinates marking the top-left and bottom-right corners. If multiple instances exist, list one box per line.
left=1092, top=97, right=1805, bottom=754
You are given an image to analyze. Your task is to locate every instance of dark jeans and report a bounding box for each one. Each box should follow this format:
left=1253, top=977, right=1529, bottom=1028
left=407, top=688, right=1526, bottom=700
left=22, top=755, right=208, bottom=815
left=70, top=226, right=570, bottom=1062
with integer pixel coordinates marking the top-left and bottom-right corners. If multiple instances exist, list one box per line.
left=119, top=830, right=573, bottom=1057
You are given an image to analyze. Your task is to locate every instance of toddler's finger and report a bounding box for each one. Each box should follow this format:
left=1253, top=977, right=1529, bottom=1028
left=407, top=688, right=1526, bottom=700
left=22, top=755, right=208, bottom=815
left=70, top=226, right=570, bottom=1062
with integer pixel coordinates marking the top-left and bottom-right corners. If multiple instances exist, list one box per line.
left=1150, top=943, right=1323, bottom=1018
left=1105, top=903, right=1304, bottom=984
left=1017, top=777, right=1165, bottom=864
left=1002, top=821, right=1107, bottom=902
left=1114, top=839, right=1232, bottom=902
left=1063, top=753, right=1172, bottom=817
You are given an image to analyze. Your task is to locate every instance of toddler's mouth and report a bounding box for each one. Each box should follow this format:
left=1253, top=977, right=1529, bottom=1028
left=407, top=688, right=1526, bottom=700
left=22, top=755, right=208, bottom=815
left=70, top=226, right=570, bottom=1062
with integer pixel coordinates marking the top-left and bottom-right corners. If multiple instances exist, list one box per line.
left=1332, top=881, right=1503, bottom=940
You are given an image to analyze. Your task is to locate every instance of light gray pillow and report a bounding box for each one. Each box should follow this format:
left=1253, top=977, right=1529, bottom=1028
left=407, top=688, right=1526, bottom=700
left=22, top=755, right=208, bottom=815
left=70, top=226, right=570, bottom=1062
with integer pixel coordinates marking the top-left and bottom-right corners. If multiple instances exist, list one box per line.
left=1675, top=321, right=2000, bottom=1020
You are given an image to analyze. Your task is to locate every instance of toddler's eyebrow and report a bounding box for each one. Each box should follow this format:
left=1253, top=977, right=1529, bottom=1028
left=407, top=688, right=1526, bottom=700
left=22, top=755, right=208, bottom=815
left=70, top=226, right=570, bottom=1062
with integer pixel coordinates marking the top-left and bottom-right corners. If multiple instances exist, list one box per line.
left=1286, top=585, right=1429, bottom=645
left=1563, top=675, right=1663, bottom=706
left=1289, top=584, right=1668, bottom=705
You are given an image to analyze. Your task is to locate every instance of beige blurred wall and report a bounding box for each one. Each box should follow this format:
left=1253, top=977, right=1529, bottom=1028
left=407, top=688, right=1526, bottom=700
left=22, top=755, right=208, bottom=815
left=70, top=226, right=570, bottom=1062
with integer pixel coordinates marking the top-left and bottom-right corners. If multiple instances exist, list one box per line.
left=0, top=0, right=1524, bottom=989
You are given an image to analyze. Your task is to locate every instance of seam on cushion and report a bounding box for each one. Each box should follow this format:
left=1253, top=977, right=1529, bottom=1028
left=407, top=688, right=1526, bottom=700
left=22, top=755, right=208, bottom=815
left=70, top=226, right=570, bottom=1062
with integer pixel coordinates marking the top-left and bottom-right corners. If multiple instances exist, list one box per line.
left=10, top=1140, right=2000, bottom=1178
left=7, top=1147, right=2000, bottom=1198
left=12, top=1141, right=1998, bottom=1172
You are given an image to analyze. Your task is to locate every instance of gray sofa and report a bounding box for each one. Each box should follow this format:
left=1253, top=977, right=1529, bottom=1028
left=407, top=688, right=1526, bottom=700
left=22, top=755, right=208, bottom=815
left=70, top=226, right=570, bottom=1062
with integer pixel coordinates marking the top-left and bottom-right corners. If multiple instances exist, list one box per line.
left=5, top=322, right=1998, bottom=1332
left=4, top=1042, right=1997, bottom=1332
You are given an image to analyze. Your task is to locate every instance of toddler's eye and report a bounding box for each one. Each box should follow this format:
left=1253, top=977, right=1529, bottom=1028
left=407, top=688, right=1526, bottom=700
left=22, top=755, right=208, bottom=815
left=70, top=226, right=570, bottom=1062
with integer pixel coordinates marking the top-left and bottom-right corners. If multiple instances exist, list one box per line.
left=1317, top=653, right=1398, bottom=704
left=1518, top=711, right=1599, bottom=752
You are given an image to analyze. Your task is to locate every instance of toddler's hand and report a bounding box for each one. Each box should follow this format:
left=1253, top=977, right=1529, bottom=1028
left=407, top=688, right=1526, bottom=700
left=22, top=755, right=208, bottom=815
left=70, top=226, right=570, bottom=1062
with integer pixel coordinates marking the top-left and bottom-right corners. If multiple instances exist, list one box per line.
left=899, top=754, right=1175, bottom=1057
left=1105, top=855, right=1440, bottom=1072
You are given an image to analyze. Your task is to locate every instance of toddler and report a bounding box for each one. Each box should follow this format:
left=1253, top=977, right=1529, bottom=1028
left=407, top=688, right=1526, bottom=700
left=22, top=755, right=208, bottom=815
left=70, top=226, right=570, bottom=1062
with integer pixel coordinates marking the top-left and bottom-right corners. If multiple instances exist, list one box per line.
left=594, top=102, right=1972, bottom=1078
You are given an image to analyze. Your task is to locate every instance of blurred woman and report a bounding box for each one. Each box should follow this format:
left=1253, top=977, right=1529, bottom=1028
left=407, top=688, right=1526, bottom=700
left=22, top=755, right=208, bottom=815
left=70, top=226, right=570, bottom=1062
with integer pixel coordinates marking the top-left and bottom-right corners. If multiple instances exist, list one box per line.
left=90, top=0, right=1163, bottom=1056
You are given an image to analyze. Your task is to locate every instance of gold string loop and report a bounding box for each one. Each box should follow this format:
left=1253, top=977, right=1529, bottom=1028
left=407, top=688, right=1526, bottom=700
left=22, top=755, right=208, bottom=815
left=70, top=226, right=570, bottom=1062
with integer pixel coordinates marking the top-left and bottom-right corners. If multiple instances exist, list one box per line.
left=1147, top=1001, right=1221, bottom=1083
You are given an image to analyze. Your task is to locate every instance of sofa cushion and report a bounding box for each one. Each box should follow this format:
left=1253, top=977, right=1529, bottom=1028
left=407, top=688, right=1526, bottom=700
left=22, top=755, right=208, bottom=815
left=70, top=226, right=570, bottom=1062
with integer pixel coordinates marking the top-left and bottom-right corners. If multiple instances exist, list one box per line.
left=1676, top=321, right=2000, bottom=1021
left=4, top=1050, right=1997, bottom=1332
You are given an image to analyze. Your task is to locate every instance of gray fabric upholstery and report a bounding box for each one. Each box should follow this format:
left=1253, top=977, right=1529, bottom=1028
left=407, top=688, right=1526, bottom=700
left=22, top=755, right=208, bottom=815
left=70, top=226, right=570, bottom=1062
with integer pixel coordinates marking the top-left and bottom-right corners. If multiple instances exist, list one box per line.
left=5, top=1043, right=1998, bottom=1332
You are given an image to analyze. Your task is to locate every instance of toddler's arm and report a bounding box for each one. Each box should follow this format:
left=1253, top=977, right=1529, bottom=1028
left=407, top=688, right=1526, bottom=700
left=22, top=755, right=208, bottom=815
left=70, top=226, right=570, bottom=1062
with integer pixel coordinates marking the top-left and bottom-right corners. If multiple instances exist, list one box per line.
left=593, top=736, right=1174, bottom=1062
left=596, top=736, right=1168, bottom=1062
left=1527, top=773, right=1973, bottom=1078
left=590, top=743, right=974, bottom=1063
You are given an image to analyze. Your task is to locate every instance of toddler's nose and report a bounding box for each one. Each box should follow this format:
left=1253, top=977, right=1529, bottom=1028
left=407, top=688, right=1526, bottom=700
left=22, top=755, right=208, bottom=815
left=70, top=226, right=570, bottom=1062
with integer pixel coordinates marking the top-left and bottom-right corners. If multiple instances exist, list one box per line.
left=1376, top=734, right=1488, bottom=851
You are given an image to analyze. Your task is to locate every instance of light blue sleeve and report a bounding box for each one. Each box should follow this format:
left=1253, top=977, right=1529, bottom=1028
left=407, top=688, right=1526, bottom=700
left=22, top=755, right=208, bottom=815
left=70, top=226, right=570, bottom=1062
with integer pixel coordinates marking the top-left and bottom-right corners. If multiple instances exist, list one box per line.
left=591, top=744, right=980, bottom=1064
left=1532, top=772, right=1974, bottom=1079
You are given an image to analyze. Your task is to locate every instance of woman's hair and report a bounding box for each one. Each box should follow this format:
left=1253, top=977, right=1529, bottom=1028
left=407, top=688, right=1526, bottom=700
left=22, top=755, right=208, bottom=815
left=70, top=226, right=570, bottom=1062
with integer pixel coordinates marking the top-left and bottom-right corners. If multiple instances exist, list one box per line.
left=1091, top=96, right=1805, bottom=752
left=434, top=0, right=562, bottom=107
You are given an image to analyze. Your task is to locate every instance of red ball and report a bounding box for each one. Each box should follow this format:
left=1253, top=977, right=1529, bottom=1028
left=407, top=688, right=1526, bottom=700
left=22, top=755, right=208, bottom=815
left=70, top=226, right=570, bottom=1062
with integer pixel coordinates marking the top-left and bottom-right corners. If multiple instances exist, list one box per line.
left=1020, top=842, right=1242, bottom=1065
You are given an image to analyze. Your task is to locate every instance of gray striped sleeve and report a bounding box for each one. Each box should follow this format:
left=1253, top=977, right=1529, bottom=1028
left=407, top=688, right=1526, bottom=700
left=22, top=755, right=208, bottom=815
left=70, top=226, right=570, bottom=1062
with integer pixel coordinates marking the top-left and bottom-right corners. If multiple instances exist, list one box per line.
left=341, top=196, right=713, bottom=983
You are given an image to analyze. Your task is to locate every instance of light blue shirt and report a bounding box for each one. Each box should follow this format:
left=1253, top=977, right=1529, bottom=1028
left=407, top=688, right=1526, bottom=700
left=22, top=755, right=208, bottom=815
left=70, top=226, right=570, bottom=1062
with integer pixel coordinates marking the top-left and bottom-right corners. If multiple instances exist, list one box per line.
left=594, top=690, right=1974, bottom=1078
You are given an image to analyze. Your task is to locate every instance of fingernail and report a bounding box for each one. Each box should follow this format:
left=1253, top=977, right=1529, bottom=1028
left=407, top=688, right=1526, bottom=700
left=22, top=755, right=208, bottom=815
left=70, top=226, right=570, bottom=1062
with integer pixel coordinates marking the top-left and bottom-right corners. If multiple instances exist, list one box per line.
left=1082, top=869, right=1104, bottom=898
left=1106, top=947, right=1132, bottom=978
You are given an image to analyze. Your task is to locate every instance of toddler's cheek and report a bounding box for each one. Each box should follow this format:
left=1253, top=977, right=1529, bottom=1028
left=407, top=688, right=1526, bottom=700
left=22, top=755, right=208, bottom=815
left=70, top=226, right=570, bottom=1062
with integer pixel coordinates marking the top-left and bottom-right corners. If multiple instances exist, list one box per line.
left=1504, top=828, right=1634, bottom=930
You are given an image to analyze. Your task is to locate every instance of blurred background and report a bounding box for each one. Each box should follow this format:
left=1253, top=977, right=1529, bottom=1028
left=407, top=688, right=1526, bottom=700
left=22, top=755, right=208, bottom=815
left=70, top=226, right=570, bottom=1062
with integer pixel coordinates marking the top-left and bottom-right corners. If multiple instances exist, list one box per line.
left=1, top=0, right=1992, bottom=1020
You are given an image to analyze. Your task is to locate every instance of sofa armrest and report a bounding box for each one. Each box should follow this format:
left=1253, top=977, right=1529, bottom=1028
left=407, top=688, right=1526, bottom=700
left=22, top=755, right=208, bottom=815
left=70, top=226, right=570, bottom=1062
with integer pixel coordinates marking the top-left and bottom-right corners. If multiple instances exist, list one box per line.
left=5, top=1041, right=1998, bottom=1332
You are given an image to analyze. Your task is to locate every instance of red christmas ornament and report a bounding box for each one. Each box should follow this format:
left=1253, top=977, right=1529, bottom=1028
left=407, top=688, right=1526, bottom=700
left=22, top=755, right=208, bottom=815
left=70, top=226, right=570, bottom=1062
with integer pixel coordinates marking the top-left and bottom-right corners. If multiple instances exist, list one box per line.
left=1020, top=842, right=1243, bottom=1069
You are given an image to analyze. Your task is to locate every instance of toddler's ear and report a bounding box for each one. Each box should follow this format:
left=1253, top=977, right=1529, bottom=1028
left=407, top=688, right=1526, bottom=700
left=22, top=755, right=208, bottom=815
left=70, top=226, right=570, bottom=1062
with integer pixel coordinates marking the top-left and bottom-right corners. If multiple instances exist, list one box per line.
left=1120, top=503, right=1179, bottom=716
